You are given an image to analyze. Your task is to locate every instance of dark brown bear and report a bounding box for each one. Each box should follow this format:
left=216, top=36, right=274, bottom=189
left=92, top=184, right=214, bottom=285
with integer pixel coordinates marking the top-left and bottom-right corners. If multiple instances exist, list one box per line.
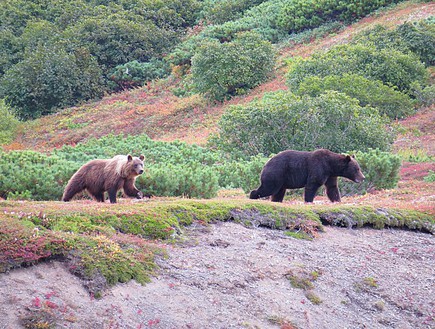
left=249, top=149, right=365, bottom=203
left=62, top=155, right=145, bottom=203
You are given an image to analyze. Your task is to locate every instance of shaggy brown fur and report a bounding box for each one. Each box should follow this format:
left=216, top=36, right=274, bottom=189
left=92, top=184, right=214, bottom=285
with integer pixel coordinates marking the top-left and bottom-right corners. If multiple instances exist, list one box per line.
left=62, top=155, right=145, bottom=203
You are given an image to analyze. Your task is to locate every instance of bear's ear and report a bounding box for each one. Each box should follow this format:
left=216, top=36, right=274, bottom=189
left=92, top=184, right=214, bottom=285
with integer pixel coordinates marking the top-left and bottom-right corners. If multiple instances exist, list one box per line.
left=139, top=155, right=145, bottom=161
left=345, top=155, right=352, bottom=163
left=127, top=154, right=133, bottom=162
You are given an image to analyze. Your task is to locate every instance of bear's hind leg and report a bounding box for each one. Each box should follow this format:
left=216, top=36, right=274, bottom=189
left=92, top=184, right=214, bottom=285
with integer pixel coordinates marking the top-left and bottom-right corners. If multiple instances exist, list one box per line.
left=249, top=183, right=278, bottom=199
left=325, top=176, right=341, bottom=202
left=271, top=187, right=286, bottom=202
left=93, top=192, right=105, bottom=202
left=62, top=180, right=84, bottom=202
left=250, top=181, right=282, bottom=200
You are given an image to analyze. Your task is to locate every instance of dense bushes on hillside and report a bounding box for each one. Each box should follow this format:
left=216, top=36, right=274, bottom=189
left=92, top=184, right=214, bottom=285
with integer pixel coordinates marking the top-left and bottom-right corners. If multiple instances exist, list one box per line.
left=352, top=19, right=435, bottom=67
left=211, top=91, right=394, bottom=157
left=0, top=44, right=105, bottom=120
left=294, top=74, right=414, bottom=119
left=1, top=0, right=417, bottom=116
left=167, top=0, right=406, bottom=68
left=0, top=0, right=202, bottom=119
left=277, top=0, right=402, bottom=32
left=286, top=43, right=428, bottom=93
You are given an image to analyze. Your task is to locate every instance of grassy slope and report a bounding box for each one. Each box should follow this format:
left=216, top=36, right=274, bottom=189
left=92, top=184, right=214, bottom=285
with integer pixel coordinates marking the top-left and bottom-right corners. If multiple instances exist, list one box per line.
left=0, top=0, right=434, bottom=295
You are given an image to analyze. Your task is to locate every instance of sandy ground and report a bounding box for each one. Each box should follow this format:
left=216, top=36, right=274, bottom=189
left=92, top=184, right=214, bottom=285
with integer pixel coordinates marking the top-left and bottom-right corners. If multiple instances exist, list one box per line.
left=0, top=221, right=434, bottom=329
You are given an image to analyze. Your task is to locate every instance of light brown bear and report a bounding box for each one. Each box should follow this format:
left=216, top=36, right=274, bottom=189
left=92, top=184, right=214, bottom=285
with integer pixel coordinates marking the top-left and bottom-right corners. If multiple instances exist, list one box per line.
left=62, top=155, right=145, bottom=203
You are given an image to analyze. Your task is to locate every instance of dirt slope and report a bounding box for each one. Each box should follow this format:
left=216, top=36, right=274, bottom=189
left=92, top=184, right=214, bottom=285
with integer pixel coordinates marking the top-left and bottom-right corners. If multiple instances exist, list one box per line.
left=1, top=222, right=434, bottom=329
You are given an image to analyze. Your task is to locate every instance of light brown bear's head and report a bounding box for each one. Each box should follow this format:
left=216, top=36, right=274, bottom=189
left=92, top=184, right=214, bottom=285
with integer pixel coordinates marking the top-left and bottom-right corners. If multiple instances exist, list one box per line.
left=115, top=154, right=145, bottom=178
left=127, top=154, right=145, bottom=176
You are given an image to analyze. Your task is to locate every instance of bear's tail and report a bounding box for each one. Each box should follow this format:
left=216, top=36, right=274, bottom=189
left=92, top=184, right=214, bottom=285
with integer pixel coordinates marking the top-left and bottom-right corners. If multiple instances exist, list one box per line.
left=62, top=175, right=84, bottom=202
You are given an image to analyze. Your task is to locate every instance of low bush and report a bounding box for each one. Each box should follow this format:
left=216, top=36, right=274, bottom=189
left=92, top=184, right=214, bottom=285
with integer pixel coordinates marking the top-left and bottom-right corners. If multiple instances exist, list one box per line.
left=277, top=0, right=401, bottom=33
left=0, top=150, right=77, bottom=200
left=286, top=43, right=428, bottom=94
left=295, top=74, right=415, bottom=119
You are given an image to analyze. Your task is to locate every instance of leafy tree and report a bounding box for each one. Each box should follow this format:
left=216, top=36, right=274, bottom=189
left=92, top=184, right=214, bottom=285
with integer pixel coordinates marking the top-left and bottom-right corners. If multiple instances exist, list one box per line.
left=0, top=44, right=104, bottom=120
left=191, top=31, right=275, bottom=101
left=63, top=14, right=174, bottom=72
left=211, top=91, right=394, bottom=157
left=0, top=29, right=22, bottom=76
left=295, top=74, right=414, bottom=119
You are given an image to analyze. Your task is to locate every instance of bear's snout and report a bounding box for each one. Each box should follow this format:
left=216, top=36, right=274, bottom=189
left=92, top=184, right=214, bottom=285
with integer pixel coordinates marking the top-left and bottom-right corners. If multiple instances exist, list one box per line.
left=354, top=172, right=365, bottom=183
left=138, top=169, right=144, bottom=175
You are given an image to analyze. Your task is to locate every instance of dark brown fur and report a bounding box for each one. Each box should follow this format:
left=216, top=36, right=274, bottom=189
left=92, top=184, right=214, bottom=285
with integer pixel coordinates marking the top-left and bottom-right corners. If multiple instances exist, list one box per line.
left=62, top=155, right=145, bottom=203
left=249, top=149, right=365, bottom=203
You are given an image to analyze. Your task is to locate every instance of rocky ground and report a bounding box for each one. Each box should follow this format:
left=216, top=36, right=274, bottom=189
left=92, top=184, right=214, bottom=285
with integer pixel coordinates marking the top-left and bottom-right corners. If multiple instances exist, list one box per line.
left=1, top=220, right=434, bottom=329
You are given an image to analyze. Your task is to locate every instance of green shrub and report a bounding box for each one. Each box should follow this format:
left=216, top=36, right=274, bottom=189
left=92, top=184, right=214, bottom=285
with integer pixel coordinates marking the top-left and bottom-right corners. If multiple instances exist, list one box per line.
left=424, top=170, right=435, bottom=183
left=109, top=59, right=170, bottom=91
left=352, top=20, right=435, bottom=67
left=138, top=164, right=219, bottom=199
left=411, top=82, right=435, bottom=107
left=191, top=31, right=275, bottom=101
left=199, top=0, right=267, bottom=25
left=0, top=99, right=19, bottom=145
left=211, top=91, right=395, bottom=157
left=63, top=13, right=175, bottom=71
left=277, top=0, right=401, bottom=33
left=295, top=74, right=415, bottom=119
left=215, top=155, right=268, bottom=193
left=396, top=19, right=435, bottom=66
left=286, top=43, right=428, bottom=93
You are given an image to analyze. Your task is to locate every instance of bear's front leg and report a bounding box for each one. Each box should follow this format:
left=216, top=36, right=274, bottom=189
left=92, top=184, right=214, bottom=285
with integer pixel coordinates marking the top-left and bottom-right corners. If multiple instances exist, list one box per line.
left=123, top=178, right=143, bottom=199
left=325, top=176, right=341, bottom=202
left=304, top=182, right=321, bottom=203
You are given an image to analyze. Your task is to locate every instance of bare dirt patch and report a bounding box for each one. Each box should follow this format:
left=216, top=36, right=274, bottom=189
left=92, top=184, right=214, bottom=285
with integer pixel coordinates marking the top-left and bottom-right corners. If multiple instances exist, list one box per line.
left=1, top=222, right=434, bottom=329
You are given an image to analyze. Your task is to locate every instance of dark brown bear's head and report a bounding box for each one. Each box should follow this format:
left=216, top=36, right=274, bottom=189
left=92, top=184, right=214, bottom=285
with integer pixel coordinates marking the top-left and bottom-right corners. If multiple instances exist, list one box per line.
left=126, top=154, right=145, bottom=177
left=342, top=155, right=365, bottom=183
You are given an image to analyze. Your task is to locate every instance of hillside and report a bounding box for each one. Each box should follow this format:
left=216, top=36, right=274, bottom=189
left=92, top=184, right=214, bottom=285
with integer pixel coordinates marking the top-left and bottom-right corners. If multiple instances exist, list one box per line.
left=6, top=1, right=434, bottom=151
left=1, top=2, right=434, bottom=329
